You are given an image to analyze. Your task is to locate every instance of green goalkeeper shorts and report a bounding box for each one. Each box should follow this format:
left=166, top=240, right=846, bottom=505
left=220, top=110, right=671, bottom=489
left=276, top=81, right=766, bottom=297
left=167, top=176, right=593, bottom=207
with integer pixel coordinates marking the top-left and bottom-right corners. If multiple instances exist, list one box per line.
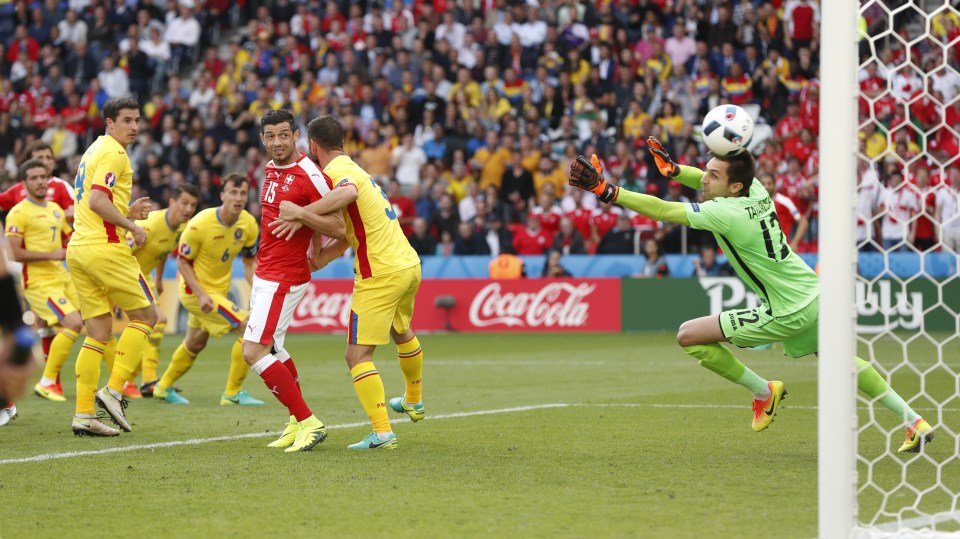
left=719, top=298, right=818, bottom=358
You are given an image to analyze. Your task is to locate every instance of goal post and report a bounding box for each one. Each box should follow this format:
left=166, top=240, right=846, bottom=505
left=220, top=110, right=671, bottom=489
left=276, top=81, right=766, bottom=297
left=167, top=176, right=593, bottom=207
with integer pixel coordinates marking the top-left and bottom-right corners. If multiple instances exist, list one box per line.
left=819, top=0, right=860, bottom=537
left=822, top=0, right=960, bottom=536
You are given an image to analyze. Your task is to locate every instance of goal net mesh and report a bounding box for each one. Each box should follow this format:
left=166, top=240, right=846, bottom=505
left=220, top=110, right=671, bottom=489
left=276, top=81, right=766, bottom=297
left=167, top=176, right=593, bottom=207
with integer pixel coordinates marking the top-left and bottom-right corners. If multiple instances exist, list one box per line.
left=855, top=0, right=960, bottom=535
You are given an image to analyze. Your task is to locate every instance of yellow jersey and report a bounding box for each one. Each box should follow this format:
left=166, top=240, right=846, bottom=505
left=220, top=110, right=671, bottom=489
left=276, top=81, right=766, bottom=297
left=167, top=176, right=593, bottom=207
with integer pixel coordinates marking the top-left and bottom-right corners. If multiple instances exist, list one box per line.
left=177, top=207, right=258, bottom=295
left=70, top=135, right=135, bottom=246
left=4, top=199, right=69, bottom=288
left=130, top=209, right=185, bottom=277
left=324, top=155, right=419, bottom=280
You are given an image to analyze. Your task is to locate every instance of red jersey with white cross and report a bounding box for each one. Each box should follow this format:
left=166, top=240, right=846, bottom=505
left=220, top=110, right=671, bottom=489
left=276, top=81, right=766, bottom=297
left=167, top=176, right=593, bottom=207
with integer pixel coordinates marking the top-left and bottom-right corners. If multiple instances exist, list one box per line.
left=258, top=153, right=332, bottom=285
left=591, top=208, right=621, bottom=239
left=530, top=205, right=563, bottom=238
left=0, top=177, right=74, bottom=212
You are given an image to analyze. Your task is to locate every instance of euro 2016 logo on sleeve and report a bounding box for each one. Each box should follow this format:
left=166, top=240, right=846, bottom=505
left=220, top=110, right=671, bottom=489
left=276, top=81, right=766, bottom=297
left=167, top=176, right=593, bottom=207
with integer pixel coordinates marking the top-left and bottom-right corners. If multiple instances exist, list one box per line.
left=179, top=244, right=191, bottom=256
left=6, top=226, right=18, bottom=234
left=59, top=298, right=67, bottom=305
left=53, top=210, right=60, bottom=219
left=105, top=172, right=117, bottom=188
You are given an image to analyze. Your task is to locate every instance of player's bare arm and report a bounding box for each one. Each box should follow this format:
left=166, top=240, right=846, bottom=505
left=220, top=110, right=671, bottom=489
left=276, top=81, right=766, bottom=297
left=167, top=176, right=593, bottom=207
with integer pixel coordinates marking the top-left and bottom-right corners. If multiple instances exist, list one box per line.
left=790, top=214, right=810, bottom=251
left=242, top=256, right=256, bottom=285
left=6, top=237, right=65, bottom=262
left=270, top=199, right=346, bottom=240
left=177, top=255, right=213, bottom=313
left=154, top=253, right=169, bottom=295
left=311, top=237, right=350, bottom=271
left=87, top=190, right=151, bottom=246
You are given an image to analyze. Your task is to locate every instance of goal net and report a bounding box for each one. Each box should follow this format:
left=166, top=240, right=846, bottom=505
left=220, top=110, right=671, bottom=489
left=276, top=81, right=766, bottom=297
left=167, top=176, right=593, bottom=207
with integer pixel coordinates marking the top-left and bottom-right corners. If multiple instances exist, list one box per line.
left=847, top=0, right=960, bottom=536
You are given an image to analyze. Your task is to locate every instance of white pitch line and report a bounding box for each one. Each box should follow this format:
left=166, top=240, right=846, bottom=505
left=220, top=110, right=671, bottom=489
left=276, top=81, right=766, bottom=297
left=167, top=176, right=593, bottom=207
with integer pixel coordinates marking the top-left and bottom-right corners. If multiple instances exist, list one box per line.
left=2, top=402, right=956, bottom=465
left=0, top=403, right=571, bottom=465
left=859, top=510, right=960, bottom=537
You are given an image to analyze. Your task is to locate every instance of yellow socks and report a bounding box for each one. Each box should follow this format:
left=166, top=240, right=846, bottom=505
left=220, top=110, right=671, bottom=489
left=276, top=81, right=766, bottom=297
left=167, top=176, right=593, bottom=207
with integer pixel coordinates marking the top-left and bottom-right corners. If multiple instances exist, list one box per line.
left=224, top=338, right=249, bottom=396
left=158, top=341, right=198, bottom=391
left=142, top=322, right=165, bottom=383
left=396, top=336, right=423, bottom=404
left=107, top=321, right=154, bottom=393
left=102, top=335, right=117, bottom=373
left=42, top=328, right=79, bottom=382
left=75, top=337, right=107, bottom=415
left=351, top=362, right=391, bottom=433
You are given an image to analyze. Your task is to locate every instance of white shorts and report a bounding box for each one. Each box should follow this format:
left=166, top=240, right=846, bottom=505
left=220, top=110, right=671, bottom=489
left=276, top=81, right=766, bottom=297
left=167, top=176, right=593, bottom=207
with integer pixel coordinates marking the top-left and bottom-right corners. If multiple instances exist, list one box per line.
left=243, top=276, right=309, bottom=351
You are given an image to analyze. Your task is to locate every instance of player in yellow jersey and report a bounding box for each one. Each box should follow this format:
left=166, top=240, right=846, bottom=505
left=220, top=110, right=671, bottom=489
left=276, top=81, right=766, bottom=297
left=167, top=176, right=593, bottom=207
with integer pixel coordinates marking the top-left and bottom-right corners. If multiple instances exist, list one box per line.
left=4, top=159, right=81, bottom=403
left=122, top=184, right=200, bottom=399
left=153, top=174, right=263, bottom=406
left=272, top=115, right=425, bottom=450
left=67, top=97, right=156, bottom=437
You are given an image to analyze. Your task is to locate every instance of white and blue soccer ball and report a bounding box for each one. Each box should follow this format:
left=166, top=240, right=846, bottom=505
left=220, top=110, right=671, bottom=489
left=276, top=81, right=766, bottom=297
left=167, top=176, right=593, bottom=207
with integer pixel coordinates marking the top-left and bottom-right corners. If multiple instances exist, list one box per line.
left=701, top=105, right=754, bottom=156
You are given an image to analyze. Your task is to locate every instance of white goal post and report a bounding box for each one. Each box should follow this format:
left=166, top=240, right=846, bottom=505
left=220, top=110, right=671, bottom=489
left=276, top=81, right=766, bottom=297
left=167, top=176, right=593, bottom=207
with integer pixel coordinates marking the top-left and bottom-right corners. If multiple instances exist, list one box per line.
left=822, top=1, right=960, bottom=537
left=819, top=0, right=860, bottom=537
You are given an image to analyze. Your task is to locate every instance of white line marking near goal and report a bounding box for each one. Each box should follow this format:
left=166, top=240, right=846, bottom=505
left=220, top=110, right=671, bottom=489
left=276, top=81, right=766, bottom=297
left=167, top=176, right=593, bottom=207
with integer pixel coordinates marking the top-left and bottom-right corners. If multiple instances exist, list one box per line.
left=855, top=510, right=960, bottom=538
left=1, top=402, right=954, bottom=465
left=0, top=403, right=572, bottom=465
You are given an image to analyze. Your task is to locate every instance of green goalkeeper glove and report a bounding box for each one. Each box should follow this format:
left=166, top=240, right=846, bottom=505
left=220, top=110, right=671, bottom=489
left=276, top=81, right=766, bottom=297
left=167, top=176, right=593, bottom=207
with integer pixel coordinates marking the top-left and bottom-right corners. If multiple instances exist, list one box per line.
left=569, top=154, right=618, bottom=203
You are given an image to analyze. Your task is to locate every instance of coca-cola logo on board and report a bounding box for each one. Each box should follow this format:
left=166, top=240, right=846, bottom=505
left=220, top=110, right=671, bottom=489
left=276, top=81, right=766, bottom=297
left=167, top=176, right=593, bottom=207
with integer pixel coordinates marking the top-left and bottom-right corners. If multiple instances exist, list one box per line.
left=468, top=282, right=596, bottom=328
left=291, top=283, right=353, bottom=327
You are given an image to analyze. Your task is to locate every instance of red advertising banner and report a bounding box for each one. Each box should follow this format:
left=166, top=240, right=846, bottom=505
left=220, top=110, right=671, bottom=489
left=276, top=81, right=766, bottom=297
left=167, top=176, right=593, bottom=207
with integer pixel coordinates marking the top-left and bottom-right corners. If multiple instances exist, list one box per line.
left=290, top=278, right=622, bottom=333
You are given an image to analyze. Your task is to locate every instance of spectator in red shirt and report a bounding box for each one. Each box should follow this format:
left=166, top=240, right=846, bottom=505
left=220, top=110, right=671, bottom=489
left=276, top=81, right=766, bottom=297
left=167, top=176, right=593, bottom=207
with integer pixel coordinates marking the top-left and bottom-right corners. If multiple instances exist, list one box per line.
left=782, top=127, right=816, bottom=166
left=761, top=172, right=808, bottom=251
left=530, top=192, right=563, bottom=238
left=785, top=0, right=820, bottom=52
left=590, top=201, right=621, bottom=246
left=513, top=212, right=553, bottom=255
left=7, top=25, right=40, bottom=63
left=774, top=101, right=804, bottom=145
left=912, top=167, right=937, bottom=251
left=386, top=179, right=417, bottom=236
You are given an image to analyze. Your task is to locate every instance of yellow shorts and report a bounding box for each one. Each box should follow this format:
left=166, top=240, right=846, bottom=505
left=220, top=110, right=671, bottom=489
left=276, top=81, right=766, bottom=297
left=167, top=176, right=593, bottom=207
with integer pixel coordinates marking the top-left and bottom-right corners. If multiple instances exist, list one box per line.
left=66, top=243, right=153, bottom=318
left=22, top=276, right=80, bottom=325
left=348, top=265, right=421, bottom=346
left=180, top=288, right=247, bottom=338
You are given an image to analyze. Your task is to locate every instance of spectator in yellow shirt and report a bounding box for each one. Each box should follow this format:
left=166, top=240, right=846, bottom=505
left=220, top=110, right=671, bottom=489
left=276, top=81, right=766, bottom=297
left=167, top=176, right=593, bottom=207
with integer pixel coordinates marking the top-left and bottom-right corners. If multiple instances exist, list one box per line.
left=533, top=155, right=568, bottom=198
left=623, top=100, right=650, bottom=142
left=471, top=131, right=513, bottom=190
left=519, top=135, right=541, bottom=173
left=860, top=123, right=888, bottom=160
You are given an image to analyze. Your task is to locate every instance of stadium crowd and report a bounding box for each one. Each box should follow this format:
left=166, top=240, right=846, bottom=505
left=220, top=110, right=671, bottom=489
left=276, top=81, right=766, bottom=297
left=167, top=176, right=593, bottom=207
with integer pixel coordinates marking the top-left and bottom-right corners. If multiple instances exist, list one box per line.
left=0, top=0, right=958, bottom=260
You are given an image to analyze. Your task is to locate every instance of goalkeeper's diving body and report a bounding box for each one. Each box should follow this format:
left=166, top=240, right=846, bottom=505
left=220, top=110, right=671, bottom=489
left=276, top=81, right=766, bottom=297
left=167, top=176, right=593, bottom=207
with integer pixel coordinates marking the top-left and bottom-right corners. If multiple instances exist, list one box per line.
left=568, top=137, right=933, bottom=452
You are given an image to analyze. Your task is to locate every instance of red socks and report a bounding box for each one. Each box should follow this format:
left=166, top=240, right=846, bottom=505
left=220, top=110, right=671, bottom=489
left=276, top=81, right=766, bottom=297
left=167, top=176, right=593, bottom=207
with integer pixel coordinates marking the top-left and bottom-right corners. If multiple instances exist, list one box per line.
left=254, top=355, right=311, bottom=421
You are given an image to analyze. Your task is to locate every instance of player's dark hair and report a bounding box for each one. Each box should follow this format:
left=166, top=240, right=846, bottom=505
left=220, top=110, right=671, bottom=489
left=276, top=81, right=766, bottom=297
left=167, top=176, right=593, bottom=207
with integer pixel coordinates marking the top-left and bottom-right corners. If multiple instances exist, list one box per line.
left=307, top=115, right=345, bottom=151
left=222, top=173, right=249, bottom=189
left=102, top=97, right=140, bottom=122
left=24, top=140, right=52, bottom=158
left=260, top=109, right=297, bottom=134
left=715, top=151, right=755, bottom=196
left=18, top=158, right=47, bottom=180
left=172, top=184, right=201, bottom=200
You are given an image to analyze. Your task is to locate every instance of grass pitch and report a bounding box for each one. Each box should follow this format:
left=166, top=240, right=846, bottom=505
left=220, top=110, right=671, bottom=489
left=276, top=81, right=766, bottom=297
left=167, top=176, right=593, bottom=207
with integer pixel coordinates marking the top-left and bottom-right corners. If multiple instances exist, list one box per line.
left=0, top=333, right=956, bottom=538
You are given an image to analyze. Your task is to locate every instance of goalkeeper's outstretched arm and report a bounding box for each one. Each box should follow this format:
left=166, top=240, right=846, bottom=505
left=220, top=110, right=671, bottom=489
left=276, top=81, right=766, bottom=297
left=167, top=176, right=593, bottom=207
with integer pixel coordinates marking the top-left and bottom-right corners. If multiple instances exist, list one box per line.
left=567, top=143, right=701, bottom=226
left=614, top=188, right=690, bottom=226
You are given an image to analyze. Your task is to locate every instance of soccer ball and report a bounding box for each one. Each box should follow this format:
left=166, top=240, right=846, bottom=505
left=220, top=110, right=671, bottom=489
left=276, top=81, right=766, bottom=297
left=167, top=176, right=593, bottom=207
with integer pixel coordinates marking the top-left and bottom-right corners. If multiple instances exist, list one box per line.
left=701, top=105, right=754, bottom=156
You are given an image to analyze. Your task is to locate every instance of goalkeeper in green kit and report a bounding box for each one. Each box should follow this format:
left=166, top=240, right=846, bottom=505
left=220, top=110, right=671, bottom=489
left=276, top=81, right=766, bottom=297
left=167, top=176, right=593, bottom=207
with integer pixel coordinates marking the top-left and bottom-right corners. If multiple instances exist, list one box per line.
left=568, top=137, right=933, bottom=452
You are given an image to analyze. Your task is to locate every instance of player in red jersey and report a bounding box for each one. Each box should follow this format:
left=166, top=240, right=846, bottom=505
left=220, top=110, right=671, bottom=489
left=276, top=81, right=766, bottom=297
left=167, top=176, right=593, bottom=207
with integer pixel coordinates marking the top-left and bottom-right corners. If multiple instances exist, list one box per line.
left=0, top=141, right=76, bottom=370
left=760, top=173, right=808, bottom=252
left=241, top=109, right=345, bottom=453
left=0, top=141, right=74, bottom=220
